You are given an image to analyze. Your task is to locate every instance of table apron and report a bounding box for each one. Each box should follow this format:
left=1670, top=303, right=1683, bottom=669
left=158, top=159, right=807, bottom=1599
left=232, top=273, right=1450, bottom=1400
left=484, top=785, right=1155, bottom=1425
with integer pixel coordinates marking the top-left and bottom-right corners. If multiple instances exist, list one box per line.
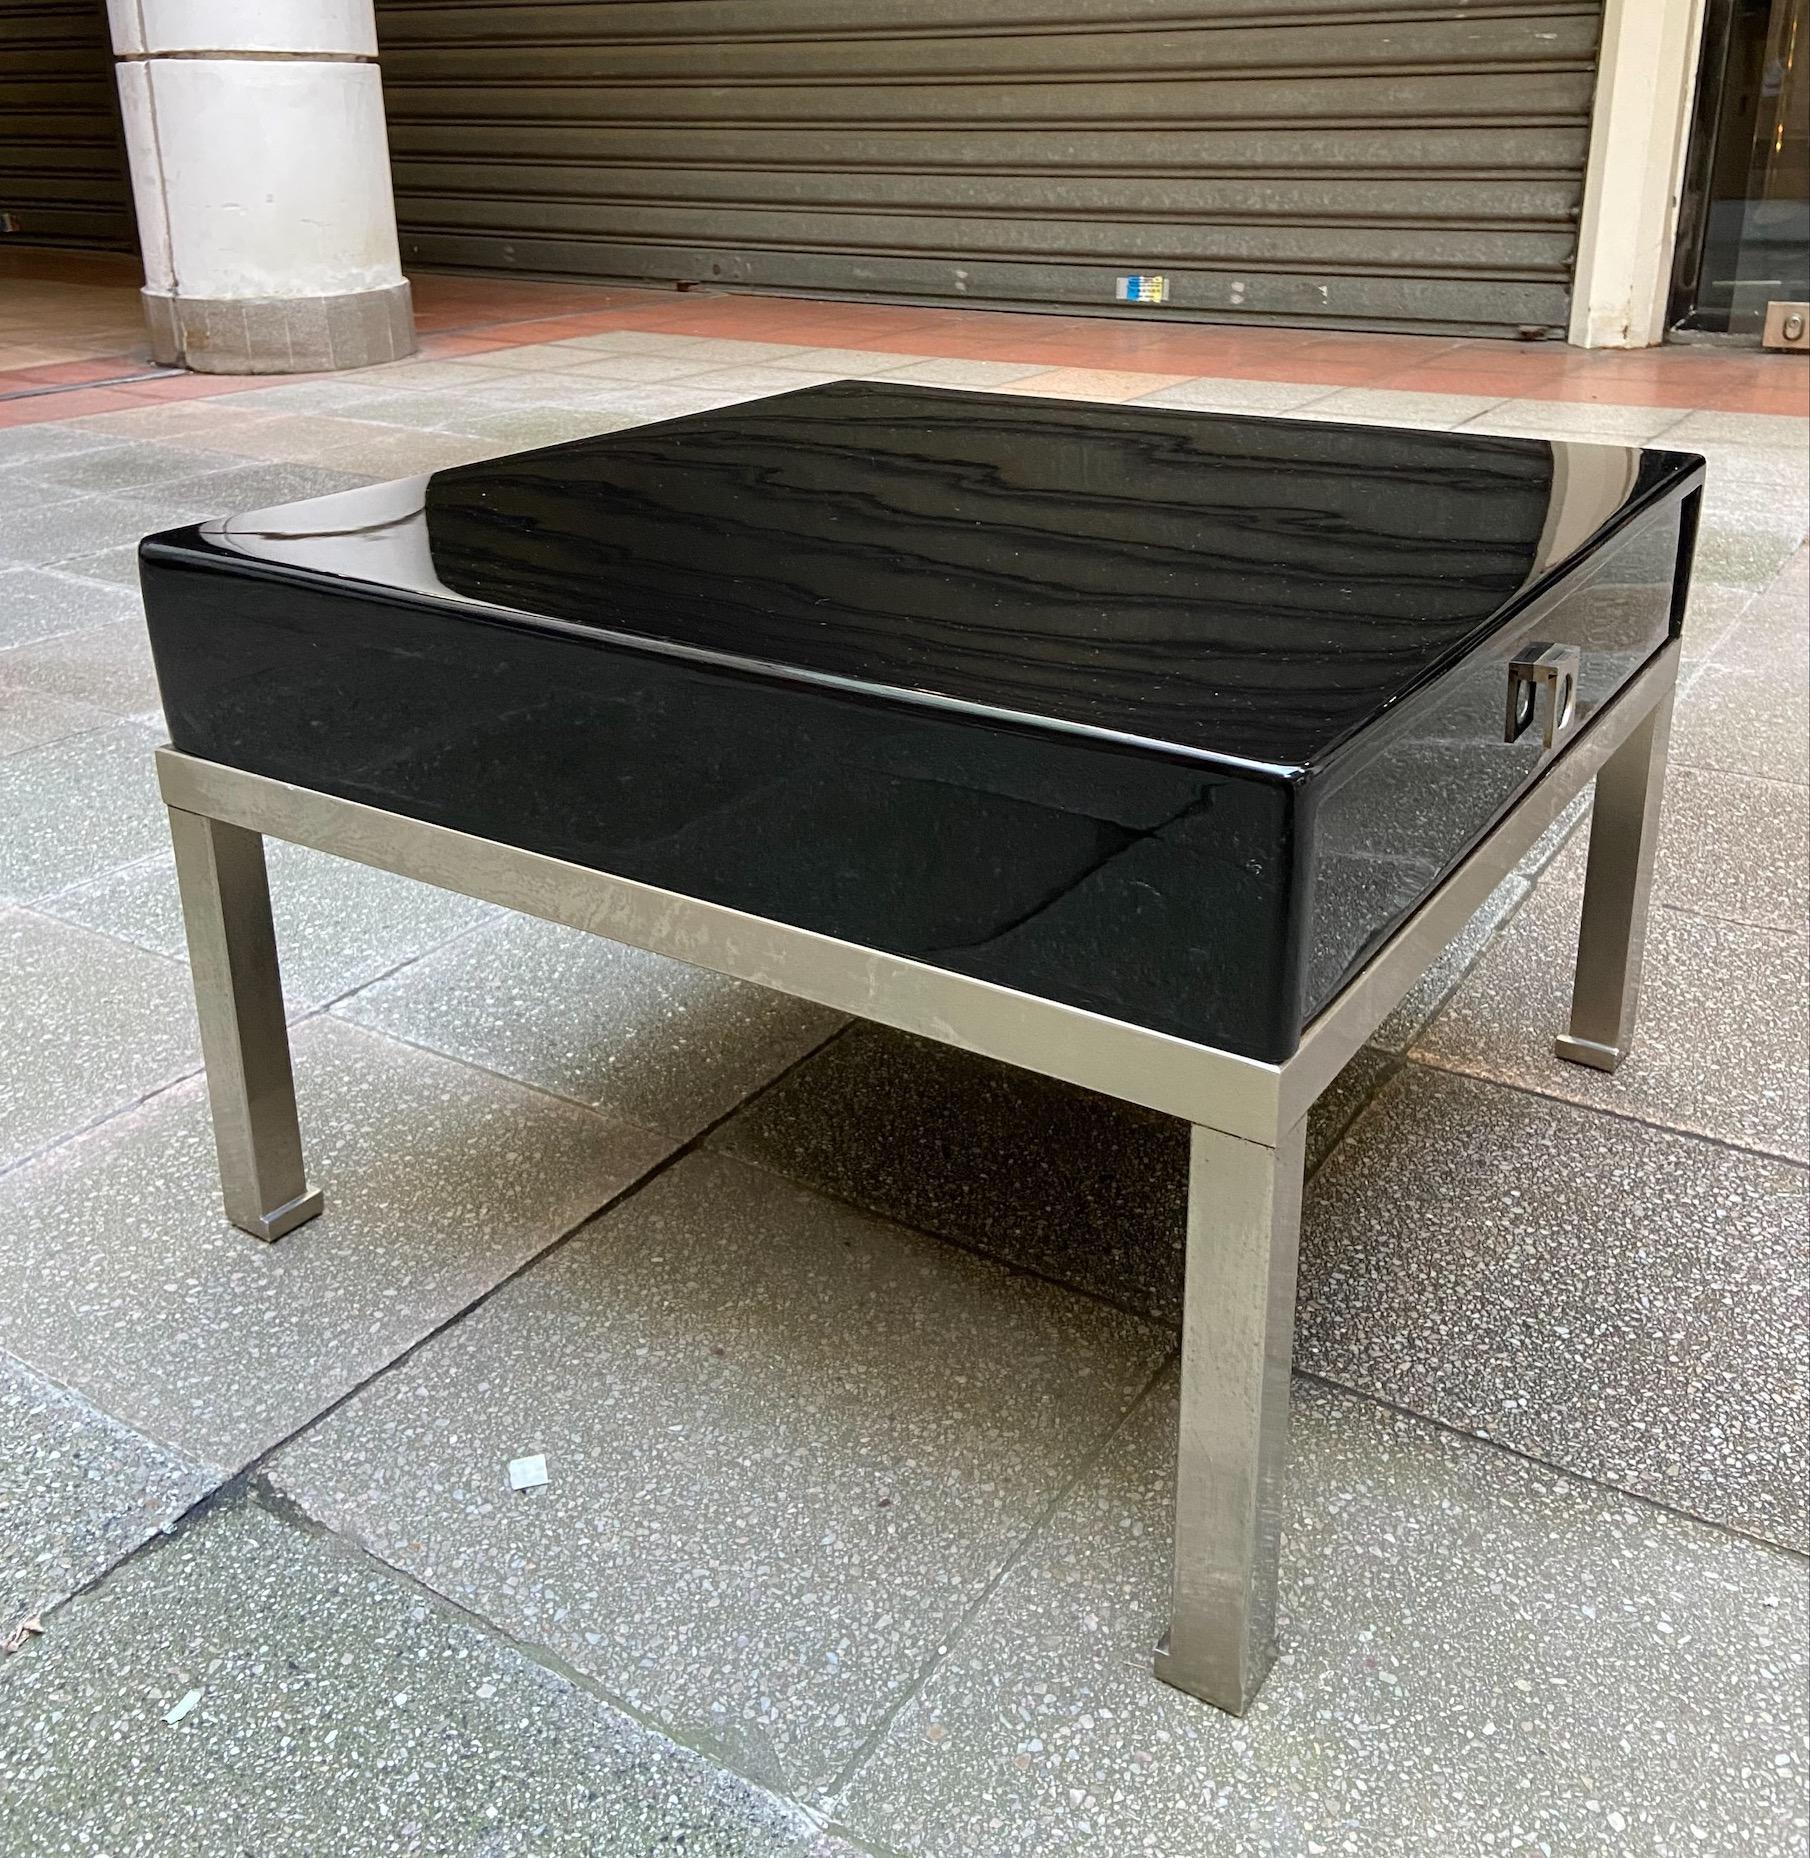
left=154, top=635, right=1679, bottom=1146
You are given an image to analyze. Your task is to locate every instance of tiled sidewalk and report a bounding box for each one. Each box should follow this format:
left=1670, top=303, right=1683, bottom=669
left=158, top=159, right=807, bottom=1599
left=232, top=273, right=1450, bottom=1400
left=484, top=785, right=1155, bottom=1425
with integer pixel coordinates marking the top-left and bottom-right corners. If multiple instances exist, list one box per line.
left=1, top=257, right=1807, bottom=1856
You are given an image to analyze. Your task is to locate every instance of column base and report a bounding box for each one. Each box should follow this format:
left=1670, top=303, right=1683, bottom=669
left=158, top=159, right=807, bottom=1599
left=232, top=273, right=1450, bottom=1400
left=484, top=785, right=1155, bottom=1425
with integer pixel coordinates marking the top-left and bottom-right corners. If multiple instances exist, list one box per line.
left=144, top=280, right=415, bottom=374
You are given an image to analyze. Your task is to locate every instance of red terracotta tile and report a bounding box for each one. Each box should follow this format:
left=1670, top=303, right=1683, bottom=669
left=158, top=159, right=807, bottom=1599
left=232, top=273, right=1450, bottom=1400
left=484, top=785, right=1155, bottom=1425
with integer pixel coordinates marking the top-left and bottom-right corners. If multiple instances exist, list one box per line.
left=3, top=354, right=154, bottom=389
left=414, top=332, right=522, bottom=358
left=116, top=372, right=258, bottom=401
left=0, top=386, right=146, bottom=422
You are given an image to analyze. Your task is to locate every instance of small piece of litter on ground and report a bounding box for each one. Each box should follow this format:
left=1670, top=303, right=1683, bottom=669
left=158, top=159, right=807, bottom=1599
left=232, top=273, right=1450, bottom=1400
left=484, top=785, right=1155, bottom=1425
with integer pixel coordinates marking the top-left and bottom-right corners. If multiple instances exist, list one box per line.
left=1, top=1616, right=43, bottom=1655
left=508, top=1454, right=549, bottom=1492
left=164, top=1688, right=202, bottom=1726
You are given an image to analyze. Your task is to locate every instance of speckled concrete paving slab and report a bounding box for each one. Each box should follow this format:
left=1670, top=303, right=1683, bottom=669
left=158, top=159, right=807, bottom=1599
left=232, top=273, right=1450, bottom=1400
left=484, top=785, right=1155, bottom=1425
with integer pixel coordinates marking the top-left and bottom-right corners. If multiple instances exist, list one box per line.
left=0, top=1500, right=822, bottom=1858
left=0, top=1015, right=670, bottom=1469
left=0, top=720, right=166, bottom=902
left=710, top=1024, right=1191, bottom=1321
left=832, top=1379, right=1809, bottom=1858
left=270, top=1150, right=1169, bottom=1799
left=713, top=1025, right=1427, bottom=1326
left=338, top=912, right=845, bottom=1141
left=48, top=839, right=499, bottom=1015
left=0, top=1355, right=214, bottom=1633
left=0, top=683, right=116, bottom=758
left=1672, top=659, right=1810, bottom=785
left=1369, top=874, right=1531, bottom=1053
left=1633, top=766, right=1808, bottom=934
left=0, top=910, right=200, bottom=1170
left=1415, top=874, right=1809, bottom=1162
left=1299, top=1064, right=1808, bottom=1547
left=0, top=562, right=141, bottom=650
left=0, top=619, right=162, bottom=720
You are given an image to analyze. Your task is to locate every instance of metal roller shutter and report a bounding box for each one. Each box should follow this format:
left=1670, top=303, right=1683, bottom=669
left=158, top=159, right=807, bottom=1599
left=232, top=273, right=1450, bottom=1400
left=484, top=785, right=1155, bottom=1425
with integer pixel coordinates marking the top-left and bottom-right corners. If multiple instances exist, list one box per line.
left=0, top=0, right=134, bottom=250
left=374, top=0, right=1605, bottom=337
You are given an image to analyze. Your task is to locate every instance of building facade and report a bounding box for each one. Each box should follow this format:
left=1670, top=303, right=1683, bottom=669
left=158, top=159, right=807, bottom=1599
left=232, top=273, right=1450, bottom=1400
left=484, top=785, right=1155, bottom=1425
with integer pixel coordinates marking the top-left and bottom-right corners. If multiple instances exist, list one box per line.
left=2, top=0, right=1803, bottom=365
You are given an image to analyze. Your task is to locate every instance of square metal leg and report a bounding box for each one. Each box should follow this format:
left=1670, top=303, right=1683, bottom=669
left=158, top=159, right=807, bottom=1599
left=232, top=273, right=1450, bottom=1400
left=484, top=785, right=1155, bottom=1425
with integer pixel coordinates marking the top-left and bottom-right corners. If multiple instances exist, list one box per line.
left=1154, top=1114, right=1307, bottom=1714
left=1554, top=683, right=1676, bottom=1073
left=168, top=805, right=323, bottom=1241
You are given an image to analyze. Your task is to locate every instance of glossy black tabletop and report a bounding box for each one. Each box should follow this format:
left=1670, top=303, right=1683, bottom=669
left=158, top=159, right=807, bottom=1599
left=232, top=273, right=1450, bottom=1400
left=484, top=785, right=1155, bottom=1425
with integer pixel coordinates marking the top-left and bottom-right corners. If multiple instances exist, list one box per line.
left=177, top=381, right=1699, bottom=773
left=142, top=384, right=1701, bottom=1061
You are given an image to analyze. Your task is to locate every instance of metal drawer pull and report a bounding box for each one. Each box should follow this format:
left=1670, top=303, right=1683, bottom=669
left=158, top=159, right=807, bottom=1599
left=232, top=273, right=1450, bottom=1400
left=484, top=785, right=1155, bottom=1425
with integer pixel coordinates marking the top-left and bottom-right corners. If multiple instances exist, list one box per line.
left=1506, top=643, right=1582, bottom=749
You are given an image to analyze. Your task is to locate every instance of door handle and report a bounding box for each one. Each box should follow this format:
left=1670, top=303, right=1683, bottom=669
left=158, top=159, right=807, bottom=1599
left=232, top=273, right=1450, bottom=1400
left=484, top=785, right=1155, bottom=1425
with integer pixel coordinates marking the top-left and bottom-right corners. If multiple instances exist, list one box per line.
left=1506, top=643, right=1582, bottom=750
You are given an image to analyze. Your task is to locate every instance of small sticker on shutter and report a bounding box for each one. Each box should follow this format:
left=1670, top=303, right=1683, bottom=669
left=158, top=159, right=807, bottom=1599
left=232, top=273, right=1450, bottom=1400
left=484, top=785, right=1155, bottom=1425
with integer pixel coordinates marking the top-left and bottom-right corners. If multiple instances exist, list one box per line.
left=1115, top=275, right=1168, bottom=304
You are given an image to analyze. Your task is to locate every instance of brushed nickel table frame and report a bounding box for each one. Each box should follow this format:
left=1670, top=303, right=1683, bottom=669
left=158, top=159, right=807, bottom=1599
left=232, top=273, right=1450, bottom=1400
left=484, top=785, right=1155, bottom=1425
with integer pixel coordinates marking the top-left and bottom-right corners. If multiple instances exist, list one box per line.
left=154, top=638, right=1678, bottom=1717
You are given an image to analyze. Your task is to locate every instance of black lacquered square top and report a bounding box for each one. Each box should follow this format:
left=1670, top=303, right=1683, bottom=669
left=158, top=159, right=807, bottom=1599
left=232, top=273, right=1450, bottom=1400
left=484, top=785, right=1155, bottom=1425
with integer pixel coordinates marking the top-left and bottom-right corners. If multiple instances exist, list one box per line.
left=192, top=381, right=1698, bottom=771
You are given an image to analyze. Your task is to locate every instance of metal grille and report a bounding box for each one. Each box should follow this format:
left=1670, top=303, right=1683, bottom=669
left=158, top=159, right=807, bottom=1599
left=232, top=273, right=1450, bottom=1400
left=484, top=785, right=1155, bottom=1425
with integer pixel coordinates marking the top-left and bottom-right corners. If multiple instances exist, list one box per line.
left=0, top=0, right=134, bottom=250
left=374, top=0, right=1605, bottom=335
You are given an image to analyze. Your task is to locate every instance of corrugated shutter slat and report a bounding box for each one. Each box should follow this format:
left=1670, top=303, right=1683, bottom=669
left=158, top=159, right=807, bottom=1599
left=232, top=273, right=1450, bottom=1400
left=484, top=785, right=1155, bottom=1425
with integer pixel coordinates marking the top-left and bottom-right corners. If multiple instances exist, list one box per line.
left=374, top=0, right=1604, bottom=336
left=0, top=2, right=135, bottom=251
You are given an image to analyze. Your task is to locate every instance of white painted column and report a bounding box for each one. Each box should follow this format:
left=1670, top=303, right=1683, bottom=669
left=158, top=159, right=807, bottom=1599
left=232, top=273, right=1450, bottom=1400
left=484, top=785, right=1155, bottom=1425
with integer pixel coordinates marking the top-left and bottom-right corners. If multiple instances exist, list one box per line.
left=1568, top=0, right=1708, bottom=348
left=106, top=0, right=415, bottom=373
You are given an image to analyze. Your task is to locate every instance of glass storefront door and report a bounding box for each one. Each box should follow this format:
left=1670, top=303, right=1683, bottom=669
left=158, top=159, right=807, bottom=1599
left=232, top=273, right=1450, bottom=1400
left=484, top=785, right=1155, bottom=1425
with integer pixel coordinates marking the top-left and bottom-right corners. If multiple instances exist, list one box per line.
left=1670, top=0, right=1808, bottom=338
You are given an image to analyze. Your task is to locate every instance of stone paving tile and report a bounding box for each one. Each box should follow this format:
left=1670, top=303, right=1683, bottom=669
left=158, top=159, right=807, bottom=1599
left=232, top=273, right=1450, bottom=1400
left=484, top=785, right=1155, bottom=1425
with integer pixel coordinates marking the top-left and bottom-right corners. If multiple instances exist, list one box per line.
left=1543, top=787, right=1808, bottom=948
left=1459, top=398, right=1701, bottom=443
left=0, top=1354, right=214, bottom=1632
left=0, top=1501, right=821, bottom=1858
left=0, top=562, right=141, bottom=649
left=763, top=347, right=921, bottom=375
left=0, top=1016, right=670, bottom=1468
left=0, top=491, right=198, bottom=567
left=552, top=330, right=749, bottom=357
left=1299, top=1064, right=1808, bottom=1547
left=1512, top=788, right=1589, bottom=877
left=1690, top=519, right=1809, bottom=593
left=0, top=423, right=124, bottom=467
left=323, top=390, right=483, bottom=432
left=0, top=910, right=200, bottom=1170
left=42, top=542, right=141, bottom=586
left=0, top=619, right=160, bottom=718
left=1673, top=660, right=1810, bottom=785
left=1296, top=387, right=1504, bottom=428
left=833, top=1379, right=1809, bottom=1858
left=1416, top=876, right=1808, bottom=1161
left=712, top=1023, right=1189, bottom=1320
left=877, top=358, right=1050, bottom=389
left=1370, top=873, right=1531, bottom=1053
left=0, top=683, right=116, bottom=758
left=1660, top=409, right=1810, bottom=450
left=270, top=1150, right=1169, bottom=1800
left=1132, top=377, right=1333, bottom=413
left=710, top=1023, right=1398, bottom=1326
left=49, top=840, right=499, bottom=1015
left=0, top=474, right=82, bottom=522
left=1011, top=368, right=1191, bottom=403
left=1630, top=765, right=1808, bottom=933
left=0, top=720, right=165, bottom=902
left=457, top=407, right=636, bottom=450
left=338, top=911, right=844, bottom=1141
left=1302, top=1044, right=1399, bottom=1176
left=1679, top=579, right=1760, bottom=665
left=183, top=460, right=375, bottom=514
left=684, top=365, right=839, bottom=399
left=32, top=441, right=249, bottom=496
left=1718, top=548, right=1810, bottom=670
left=555, top=351, right=734, bottom=385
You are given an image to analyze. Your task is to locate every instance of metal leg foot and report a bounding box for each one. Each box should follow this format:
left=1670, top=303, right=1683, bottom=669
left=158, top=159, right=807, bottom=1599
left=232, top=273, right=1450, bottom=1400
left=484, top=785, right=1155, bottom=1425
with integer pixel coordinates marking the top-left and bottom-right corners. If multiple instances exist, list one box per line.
left=168, top=806, right=323, bottom=1242
left=1154, top=1115, right=1306, bottom=1714
left=1554, top=685, right=1675, bottom=1073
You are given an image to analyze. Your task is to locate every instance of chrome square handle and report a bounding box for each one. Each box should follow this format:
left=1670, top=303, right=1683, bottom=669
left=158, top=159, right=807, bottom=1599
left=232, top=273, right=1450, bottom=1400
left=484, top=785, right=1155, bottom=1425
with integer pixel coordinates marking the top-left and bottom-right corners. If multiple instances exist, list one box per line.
left=1506, top=643, right=1582, bottom=750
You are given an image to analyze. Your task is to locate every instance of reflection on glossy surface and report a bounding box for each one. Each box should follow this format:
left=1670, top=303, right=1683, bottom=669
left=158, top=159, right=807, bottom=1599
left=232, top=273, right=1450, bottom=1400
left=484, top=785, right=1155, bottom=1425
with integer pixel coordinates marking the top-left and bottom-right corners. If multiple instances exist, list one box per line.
left=147, top=384, right=1702, bottom=1060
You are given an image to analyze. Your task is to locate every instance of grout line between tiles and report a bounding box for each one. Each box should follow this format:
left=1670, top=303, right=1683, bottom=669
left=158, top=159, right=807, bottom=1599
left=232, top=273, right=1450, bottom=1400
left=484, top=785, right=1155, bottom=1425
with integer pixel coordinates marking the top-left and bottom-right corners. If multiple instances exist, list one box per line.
left=1396, top=1049, right=1808, bottom=1171
left=1292, top=1365, right=1810, bottom=1565
left=816, top=1349, right=1182, bottom=1810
